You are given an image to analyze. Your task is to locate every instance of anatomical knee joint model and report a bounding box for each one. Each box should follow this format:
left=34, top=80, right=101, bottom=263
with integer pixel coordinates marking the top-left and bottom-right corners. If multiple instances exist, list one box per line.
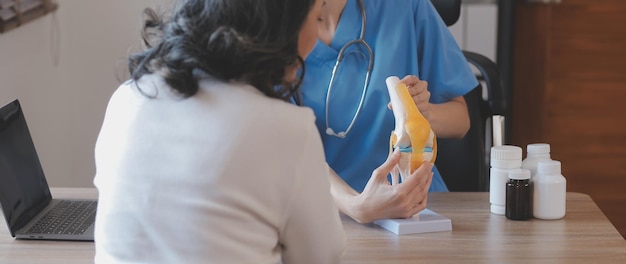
left=386, top=76, right=437, bottom=184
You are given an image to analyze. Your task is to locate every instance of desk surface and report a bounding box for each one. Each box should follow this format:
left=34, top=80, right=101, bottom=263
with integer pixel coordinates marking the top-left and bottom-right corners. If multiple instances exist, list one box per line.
left=1, top=188, right=625, bottom=263
left=343, top=192, right=626, bottom=263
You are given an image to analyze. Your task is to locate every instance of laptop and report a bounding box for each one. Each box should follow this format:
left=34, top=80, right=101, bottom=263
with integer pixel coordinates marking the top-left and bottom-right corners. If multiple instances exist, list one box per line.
left=0, top=99, right=96, bottom=241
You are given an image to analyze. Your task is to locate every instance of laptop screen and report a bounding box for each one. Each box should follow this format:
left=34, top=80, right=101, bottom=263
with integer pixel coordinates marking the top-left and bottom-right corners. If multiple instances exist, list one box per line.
left=0, top=99, right=52, bottom=235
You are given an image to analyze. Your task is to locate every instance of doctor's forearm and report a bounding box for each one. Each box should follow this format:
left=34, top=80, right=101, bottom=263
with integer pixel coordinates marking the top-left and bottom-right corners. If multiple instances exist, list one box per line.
left=428, top=96, right=470, bottom=139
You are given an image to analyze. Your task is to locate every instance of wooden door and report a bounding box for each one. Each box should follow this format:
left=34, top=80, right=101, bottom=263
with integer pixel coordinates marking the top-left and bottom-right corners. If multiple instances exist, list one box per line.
left=512, top=0, right=626, bottom=238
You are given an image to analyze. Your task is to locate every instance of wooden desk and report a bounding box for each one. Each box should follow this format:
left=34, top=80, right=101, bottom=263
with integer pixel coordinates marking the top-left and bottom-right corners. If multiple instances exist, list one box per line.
left=343, top=192, right=626, bottom=263
left=1, top=189, right=624, bottom=263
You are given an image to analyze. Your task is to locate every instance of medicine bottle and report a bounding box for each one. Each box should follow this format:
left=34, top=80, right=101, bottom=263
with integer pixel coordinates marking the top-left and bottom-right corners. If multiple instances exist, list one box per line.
left=489, top=145, right=522, bottom=215
left=506, top=169, right=532, bottom=220
left=533, top=160, right=567, bottom=220
left=521, top=143, right=551, bottom=180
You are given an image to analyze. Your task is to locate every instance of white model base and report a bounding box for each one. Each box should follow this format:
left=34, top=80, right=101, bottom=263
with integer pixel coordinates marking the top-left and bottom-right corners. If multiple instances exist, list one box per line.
left=374, top=208, right=452, bottom=235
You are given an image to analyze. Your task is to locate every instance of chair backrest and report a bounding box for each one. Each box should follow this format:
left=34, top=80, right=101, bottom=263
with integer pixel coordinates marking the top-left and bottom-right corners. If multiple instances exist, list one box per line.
left=430, top=0, right=508, bottom=191
left=431, top=0, right=461, bottom=26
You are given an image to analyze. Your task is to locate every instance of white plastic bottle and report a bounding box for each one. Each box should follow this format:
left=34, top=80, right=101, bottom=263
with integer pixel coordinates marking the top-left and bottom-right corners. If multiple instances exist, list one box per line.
left=521, top=143, right=551, bottom=180
left=533, top=160, right=567, bottom=220
left=489, top=145, right=522, bottom=215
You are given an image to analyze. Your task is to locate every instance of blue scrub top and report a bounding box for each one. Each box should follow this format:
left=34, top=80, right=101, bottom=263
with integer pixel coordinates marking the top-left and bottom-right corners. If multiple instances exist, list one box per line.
left=300, top=0, right=478, bottom=192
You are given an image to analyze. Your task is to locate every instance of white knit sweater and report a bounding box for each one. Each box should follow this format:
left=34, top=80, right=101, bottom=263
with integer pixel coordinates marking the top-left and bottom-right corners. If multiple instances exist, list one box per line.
left=94, top=74, right=345, bottom=263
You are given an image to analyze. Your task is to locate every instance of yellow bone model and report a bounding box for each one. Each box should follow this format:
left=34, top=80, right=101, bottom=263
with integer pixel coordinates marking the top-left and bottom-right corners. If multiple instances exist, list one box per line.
left=386, top=76, right=437, bottom=181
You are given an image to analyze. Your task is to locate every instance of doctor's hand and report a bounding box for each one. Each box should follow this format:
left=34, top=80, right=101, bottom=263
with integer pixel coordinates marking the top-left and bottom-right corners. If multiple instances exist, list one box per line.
left=350, top=150, right=433, bottom=224
left=385, top=75, right=469, bottom=138
left=400, top=75, right=432, bottom=120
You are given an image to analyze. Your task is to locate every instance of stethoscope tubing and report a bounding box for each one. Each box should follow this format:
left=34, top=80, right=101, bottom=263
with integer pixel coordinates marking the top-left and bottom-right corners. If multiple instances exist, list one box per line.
left=324, top=0, right=374, bottom=138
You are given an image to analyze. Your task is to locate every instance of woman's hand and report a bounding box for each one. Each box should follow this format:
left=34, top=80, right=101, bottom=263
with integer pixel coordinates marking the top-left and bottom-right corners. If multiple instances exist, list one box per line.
left=344, top=150, right=433, bottom=224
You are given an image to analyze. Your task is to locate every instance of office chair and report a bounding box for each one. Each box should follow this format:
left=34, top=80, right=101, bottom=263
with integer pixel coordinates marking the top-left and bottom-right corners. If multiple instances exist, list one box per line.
left=430, top=0, right=509, bottom=191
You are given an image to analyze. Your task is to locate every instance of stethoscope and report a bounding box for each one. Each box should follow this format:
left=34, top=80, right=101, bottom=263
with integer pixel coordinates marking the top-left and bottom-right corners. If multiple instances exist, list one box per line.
left=324, top=0, right=374, bottom=138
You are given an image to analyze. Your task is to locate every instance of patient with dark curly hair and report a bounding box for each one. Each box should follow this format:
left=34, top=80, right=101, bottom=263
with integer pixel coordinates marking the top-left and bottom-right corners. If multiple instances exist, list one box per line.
left=93, top=0, right=345, bottom=263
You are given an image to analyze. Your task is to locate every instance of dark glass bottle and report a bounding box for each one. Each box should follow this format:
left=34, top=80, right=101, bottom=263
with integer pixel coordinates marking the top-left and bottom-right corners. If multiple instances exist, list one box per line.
left=505, top=169, right=532, bottom=220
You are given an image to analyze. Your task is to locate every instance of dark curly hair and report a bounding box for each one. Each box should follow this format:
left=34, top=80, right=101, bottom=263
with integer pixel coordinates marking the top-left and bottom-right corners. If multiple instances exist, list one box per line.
left=128, top=0, right=316, bottom=101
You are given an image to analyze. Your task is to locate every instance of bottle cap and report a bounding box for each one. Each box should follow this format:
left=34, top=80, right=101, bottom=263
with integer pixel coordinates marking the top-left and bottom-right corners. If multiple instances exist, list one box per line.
left=491, top=145, right=522, bottom=168
left=537, top=160, right=561, bottom=175
left=527, top=143, right=550, bottom=154
left=508, top=169, right=531, bottom=180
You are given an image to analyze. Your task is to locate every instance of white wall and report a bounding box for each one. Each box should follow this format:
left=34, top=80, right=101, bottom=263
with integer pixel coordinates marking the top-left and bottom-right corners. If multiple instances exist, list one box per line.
left=0, top=0, right=174, bottom=187
left=450, top=2, right=499, bottom=100
left=450, top=3, right=498, bottom=62
left=0, top=0, right=498, bottom=188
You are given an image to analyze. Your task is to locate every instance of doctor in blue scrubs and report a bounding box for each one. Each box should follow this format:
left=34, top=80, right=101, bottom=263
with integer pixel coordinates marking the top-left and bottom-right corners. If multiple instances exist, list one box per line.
left=300, top=0, right=479, bottom=223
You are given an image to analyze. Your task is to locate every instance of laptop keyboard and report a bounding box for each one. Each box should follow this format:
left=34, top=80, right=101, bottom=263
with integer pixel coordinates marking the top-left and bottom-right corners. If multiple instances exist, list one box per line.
left=27, top=200, right=97, bottom=235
